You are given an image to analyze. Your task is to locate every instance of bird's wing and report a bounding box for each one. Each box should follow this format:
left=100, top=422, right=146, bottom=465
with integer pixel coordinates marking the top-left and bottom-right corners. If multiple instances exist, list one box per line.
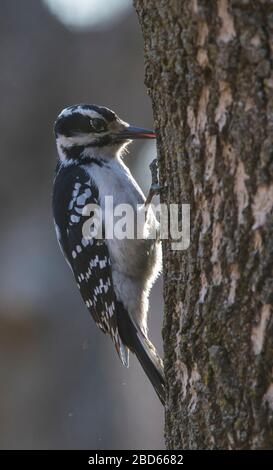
left=53, top=165, right=129, bottom=366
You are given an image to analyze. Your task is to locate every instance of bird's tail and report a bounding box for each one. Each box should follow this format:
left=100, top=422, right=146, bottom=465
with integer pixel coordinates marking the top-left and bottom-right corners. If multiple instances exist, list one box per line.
left=116, top=302, right=165, bottom=406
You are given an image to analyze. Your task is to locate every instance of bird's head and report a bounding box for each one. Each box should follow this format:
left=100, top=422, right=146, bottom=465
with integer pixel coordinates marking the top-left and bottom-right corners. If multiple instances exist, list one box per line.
left=54, top=104, right=156, bottom=162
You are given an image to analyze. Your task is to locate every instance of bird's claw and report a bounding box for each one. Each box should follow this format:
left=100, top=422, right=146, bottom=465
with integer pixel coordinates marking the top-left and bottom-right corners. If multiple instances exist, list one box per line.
left=145, top=159, right=162, bottom=206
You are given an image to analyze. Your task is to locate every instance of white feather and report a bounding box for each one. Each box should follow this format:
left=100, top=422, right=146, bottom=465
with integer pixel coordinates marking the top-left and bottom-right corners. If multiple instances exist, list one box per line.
left=84, top=154, right=161, bottom=334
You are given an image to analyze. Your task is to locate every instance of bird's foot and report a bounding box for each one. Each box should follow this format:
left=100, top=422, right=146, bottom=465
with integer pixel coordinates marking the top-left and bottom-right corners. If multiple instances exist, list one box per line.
left=145, top=159, right=162, bottom=206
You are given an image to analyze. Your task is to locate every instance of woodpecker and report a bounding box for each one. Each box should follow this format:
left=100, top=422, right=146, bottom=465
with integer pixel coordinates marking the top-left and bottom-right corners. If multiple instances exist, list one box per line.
left=52, top=104, right=165, bottom=404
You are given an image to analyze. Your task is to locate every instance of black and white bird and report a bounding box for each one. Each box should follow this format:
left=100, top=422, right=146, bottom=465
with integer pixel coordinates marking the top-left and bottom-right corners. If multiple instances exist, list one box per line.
left=52, top=104, right=165, bottom=404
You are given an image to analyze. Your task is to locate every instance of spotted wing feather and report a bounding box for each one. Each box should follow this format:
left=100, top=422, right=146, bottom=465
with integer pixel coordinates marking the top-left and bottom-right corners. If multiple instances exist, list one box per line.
left=53, top=164, right=129, bottom=366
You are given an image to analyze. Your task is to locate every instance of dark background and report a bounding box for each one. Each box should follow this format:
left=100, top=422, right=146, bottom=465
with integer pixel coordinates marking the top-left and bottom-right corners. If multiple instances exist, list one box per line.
left=0, top=0, right=164, bottom=450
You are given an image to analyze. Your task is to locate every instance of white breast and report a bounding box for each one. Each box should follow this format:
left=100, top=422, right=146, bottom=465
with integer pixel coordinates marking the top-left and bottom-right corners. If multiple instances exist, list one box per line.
left=84, top=158, right=161, bottom=333
left=87, top=158, right=145, bottom=207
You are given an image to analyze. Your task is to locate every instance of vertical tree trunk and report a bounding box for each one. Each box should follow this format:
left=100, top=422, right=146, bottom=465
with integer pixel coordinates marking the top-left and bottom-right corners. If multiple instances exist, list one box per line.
left=134, top=0, right=273, bottom=449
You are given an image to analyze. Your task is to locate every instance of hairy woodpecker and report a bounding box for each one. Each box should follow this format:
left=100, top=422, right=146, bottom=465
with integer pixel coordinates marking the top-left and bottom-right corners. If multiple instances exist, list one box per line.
left=52, top=104, right=165, bottom=404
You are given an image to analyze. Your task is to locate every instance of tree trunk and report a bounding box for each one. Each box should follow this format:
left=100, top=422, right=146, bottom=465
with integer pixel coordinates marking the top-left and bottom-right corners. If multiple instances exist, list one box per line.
left=134, top=0, right=273, bottom=449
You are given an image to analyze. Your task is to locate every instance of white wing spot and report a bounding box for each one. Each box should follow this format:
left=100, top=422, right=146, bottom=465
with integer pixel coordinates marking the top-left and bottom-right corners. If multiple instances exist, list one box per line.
left=84, top=189, right=92, bottom=198
left=70, top=215, right=80, bottom=223
left=77, top=194, right=88, bottom=206
left=82, top=238, right=89, bottom=247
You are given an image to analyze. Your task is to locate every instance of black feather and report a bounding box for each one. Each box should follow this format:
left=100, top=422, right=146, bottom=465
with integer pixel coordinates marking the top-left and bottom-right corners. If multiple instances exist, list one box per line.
left=116, top=301, right=166, bottom=405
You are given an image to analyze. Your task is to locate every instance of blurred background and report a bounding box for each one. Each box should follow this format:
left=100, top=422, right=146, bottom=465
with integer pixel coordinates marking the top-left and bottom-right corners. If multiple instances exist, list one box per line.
left=0, top=0, right=164, bottom=450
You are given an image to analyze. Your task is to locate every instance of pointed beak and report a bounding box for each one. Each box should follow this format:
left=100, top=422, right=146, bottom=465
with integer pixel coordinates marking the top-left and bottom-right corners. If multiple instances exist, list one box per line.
left=117, top=126, right=156, bottom=140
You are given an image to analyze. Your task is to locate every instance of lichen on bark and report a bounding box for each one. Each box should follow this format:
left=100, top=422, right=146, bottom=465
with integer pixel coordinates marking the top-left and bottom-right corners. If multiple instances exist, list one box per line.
left=135, top=0, right=273, bottom=449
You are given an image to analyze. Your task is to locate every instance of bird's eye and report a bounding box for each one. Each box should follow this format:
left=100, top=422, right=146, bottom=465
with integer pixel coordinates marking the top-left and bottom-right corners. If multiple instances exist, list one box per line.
left=90, top=118, right=106, bottom=133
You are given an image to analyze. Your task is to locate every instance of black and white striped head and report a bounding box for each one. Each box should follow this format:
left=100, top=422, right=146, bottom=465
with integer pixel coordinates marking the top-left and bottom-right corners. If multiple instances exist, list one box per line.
left=54, top=104, right=156, bottom=162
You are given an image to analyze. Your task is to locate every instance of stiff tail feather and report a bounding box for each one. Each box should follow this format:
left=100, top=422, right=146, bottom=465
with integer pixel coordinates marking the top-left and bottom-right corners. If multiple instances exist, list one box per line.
left=116, top=302, right=165, bottom=406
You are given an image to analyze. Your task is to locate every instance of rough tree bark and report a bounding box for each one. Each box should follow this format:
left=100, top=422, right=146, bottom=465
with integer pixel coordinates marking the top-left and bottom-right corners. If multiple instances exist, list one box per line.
left=134, top=0, right=273, bottom=449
